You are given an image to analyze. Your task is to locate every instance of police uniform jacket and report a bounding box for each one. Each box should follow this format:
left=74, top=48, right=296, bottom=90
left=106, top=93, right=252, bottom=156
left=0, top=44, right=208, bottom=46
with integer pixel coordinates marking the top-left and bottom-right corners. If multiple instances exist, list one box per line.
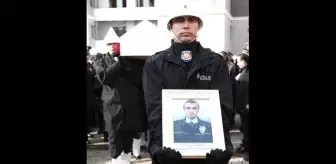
left=142, top=42, right=233, bottom=164
left=173, top=117, right=213, bottom=143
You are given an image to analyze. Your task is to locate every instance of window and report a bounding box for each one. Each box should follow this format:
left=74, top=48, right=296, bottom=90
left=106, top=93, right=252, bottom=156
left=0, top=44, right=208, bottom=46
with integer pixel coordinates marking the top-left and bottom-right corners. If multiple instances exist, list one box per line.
left=113, top=27, right=127, bottom=37
left=91, top=25, right=96, bottom=39
left=110, top=0, right=117, bottom=8
left=149, top=0, right=155, bottom=7
left=136, top=0, right=144, bottom=7
left=122, top=0, right=127, bottom=7
left=90, top=0, right=94, bottom=7
left=109, top=0, right=126, bottom=8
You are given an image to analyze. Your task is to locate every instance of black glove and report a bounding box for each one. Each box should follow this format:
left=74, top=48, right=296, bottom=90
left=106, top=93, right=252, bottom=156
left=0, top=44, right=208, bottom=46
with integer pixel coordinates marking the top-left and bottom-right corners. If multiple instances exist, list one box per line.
left=154, top=147, right=183, bottom=164
left=205, top=149, right=233, bottom=164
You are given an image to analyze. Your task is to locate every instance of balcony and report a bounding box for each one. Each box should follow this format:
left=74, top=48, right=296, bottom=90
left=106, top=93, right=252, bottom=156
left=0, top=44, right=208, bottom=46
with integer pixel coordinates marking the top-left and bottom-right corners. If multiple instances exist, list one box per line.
left=94, top=7, right=159, bottom=21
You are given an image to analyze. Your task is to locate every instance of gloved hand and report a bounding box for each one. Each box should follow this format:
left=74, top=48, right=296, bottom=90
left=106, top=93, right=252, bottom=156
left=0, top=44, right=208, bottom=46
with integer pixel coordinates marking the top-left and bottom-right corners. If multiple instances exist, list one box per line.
left=154, top=147, right=183, bottom=164
left=205, top=149, right=233, bottom=164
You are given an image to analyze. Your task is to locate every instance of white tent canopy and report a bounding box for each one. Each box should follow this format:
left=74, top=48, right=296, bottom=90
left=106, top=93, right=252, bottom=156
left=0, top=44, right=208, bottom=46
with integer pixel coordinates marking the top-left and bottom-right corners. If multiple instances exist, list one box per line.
left=92, top=27, right=121, bottom=54
left=103, top=27, right=120, bottom=43
left=120, top=20, right=171, bottom=56
left=94, top=41, right=109, bottom=54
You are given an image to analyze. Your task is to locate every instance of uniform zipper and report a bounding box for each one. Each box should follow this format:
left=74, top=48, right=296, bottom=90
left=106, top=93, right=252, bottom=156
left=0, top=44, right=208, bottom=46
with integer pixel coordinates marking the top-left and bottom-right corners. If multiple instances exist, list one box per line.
left=184, top=71, right=190, bottom=88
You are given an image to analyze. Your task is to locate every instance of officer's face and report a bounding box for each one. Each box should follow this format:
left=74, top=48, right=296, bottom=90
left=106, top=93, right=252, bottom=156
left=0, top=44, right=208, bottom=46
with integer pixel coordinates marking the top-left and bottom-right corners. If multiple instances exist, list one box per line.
left=171, top=16, right=199, bottom=43
left=184, top=102, right=199, bottom=118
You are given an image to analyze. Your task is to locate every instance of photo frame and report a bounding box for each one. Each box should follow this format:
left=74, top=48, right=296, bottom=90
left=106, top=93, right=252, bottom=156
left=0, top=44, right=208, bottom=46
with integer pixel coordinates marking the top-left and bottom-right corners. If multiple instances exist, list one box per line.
left=162, top=89, right=226, bottom=158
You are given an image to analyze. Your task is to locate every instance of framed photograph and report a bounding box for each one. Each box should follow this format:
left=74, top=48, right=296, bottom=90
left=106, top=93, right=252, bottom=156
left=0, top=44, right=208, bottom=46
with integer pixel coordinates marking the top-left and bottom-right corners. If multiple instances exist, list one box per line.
left=162, top=89, right=226, bottom=158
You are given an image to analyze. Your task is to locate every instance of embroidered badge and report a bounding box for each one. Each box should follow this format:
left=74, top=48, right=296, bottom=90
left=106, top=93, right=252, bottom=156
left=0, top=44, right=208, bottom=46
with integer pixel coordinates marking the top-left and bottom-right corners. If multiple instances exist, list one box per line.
left=181, top=50, right=192, bottom=62
left=199, top=126, right=206, bottom=134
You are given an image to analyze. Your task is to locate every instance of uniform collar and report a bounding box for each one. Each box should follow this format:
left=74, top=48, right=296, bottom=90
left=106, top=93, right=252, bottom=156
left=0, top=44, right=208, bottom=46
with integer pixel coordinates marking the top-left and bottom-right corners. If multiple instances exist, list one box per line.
left=185, top=117, right=198, bottom=124
left=162, top=42, right=213, bottom=70
left=172, top=40, right=199, bottom=59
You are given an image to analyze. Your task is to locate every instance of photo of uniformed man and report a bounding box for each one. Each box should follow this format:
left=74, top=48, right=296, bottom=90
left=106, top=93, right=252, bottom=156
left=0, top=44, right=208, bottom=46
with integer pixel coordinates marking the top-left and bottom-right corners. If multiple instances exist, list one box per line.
left=173, top=99, right=213, bottom=143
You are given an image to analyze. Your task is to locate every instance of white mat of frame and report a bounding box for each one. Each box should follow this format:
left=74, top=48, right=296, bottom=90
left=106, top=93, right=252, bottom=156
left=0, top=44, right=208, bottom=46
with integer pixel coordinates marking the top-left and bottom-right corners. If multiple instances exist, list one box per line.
left=105, top=157, right=249, bottom=164
left=229, top=157, right=249, bottom=164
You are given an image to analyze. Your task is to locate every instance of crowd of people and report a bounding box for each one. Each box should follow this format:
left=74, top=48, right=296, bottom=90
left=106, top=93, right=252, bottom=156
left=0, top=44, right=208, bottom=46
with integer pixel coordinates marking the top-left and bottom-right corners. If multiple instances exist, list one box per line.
left=86, top=7, right=249, bottom=164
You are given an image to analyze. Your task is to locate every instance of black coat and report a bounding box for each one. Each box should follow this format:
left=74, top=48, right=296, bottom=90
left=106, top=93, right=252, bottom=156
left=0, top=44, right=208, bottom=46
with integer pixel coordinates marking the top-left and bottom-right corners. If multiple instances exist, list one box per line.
left=87, top=62, right=96, bottom=103
left=87, top=62, right=98, bottom=126
left=101, top=58, right=148, bottom=132
left=226, top=60, right=238, bottom=112
left=235, top=68, right=249, bottom=114
left=143, top=43, right=233, bottom=164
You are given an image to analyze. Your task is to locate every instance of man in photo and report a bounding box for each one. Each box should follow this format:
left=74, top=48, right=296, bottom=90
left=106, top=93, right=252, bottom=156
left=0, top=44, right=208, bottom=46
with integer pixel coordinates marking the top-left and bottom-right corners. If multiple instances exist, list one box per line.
left=173, top=99, right=213, bottom=143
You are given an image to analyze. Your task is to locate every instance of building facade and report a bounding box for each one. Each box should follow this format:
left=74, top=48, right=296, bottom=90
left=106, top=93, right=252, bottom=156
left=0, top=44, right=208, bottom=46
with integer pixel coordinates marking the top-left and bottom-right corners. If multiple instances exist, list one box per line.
left=87, top=0, right=248, bottom=55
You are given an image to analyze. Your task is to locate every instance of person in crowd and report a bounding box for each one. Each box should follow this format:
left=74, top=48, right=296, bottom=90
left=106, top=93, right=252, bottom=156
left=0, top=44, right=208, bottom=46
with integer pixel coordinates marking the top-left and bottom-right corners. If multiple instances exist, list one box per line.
left=86, top=46, right=96, bottom=143
left=91, top=53, right=109, bottom=142
left=234, top=53, right=249, bottom=161
left=228, top=52, right=234, bottom=63
left=95, top=42, right=148, bottom=164
left=219, top=50, right=238, bottom=129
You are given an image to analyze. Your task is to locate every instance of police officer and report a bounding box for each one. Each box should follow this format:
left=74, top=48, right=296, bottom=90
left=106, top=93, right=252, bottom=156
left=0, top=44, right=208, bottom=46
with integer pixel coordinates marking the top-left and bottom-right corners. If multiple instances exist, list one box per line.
left=95, top=42, right=148, bottom=164
left=142, top=5, right=233, bottom=164
left=174, top=99, right=213, bottom=143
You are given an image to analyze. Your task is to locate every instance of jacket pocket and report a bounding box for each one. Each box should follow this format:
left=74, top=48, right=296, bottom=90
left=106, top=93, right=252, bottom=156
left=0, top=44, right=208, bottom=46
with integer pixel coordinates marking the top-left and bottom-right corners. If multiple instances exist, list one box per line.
left=109, top=104, right=125, bottom=131
left=111, top=104, right=124, bottom=122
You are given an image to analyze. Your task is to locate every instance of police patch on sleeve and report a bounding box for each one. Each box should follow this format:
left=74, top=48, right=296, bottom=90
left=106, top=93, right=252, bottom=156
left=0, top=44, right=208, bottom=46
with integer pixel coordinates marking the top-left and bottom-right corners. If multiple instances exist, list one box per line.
left=199, top=126, right=206, bottom=134
left=181, top=50, right=192, bottom=62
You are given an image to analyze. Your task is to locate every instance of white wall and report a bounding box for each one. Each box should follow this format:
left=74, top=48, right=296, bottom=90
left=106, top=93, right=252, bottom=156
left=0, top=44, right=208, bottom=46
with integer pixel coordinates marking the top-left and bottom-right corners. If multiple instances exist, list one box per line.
left=127, top=0, right=136, bottom=7
left=94, top=7, right=159, bottom=21
left=87, top=17, right=96, bottom=47
left=224, top=15, right=231, bottom=51
left=197, top=14, right=227, bottom=53
left=87, top=5, right=94, bottom=16
left=87, top=0, right=96, bottom=46
left=98, top=0, right=110, bottom=8
left=231, top=19, right=248, bottom=55
left=225, top=0, right=231, bottom=13
left=215, top=0, right=225, bottom=8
